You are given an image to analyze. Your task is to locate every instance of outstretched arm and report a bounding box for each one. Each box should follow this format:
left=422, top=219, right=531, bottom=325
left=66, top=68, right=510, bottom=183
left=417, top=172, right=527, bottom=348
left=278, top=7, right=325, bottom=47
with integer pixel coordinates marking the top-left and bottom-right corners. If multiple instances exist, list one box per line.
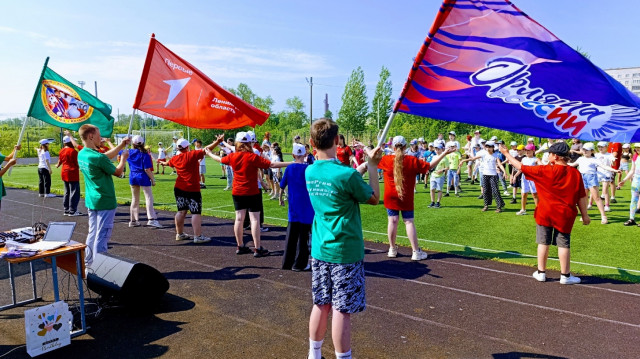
left=498, top=144, right=522, bottom=172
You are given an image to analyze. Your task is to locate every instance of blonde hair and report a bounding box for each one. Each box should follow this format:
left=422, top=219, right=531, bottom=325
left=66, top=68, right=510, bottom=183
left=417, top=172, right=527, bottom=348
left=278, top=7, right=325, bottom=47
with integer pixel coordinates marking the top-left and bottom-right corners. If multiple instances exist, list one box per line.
left=394, top=145, right=405, bottom=200
left=78, top=124, right=98, bottom=141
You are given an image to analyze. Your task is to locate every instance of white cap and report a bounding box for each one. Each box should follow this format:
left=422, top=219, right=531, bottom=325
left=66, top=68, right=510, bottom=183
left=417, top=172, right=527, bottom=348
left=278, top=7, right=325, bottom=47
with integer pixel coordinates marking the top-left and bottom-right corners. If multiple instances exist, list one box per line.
left=527, top=137, right=535, bottom=142
left=132, top=135, right=145, bottom=145
left=485, top=140, right=495, bottom=146
left=434, top=142, right=444, bottom=149
left=474, top=130, right=480, bottom=134
left=510, top=141, right=517, bottom=146
left=392, top=135, right=407, bottom=147
left=428, top=142, right=434, bottom=147
left=597, top=141, right=608, bottom=147
left=235, top=132, right=250, bottom=143
left=245, top=131, right=256, bottom=143
left=449, top=131, right=456, bottom=135
left=490, top=136, right=497, bottom=141
left=158, top=142, right=163, bottom=146
left=172, top=136, right=178, bottom=140
left=176, top=138, right=190, bottom=149
left=39, top=139, right=53, bottom=145
left=622, top=143, right=630, bottom=148
left=410, top=138, right=418, bottom=145
left=418, top=137, right=425, bottom=142
left=62, top=136, right=74, bottom=143
left=480, top=139, right=486, bottom=143
left=583, top=142, right=595, bottom=151
left=292, top=143, right=306, bottom=156
left=446, top=141, right=456, bottom=148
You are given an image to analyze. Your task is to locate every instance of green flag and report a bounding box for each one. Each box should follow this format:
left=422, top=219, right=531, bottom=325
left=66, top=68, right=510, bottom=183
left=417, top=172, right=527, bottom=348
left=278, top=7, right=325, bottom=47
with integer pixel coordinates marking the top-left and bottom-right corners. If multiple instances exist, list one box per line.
left=27, top=59, right=114, bottom=137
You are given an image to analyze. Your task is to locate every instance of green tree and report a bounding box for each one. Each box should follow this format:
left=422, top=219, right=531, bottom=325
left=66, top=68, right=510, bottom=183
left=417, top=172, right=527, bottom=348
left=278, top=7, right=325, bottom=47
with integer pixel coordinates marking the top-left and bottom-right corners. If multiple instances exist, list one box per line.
left=370, top=66, right=393, bottom=132
left=323, top=109, right=333, bottom=120
left=338, top=66, right=368, bottom=134
left=279, top=96, right=307, bottom=130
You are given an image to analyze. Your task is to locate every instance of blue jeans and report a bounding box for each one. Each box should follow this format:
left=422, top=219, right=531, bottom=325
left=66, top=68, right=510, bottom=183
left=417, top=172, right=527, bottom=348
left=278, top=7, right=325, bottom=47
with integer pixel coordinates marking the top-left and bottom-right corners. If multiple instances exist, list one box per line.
left=85, top=209, right=116, bottom=267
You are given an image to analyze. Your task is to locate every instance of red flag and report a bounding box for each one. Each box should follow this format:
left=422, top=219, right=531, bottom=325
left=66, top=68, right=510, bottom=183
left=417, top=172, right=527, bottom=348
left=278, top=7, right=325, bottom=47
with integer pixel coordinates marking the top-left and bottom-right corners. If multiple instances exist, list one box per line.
left=133, top=34, right=269, bottom=129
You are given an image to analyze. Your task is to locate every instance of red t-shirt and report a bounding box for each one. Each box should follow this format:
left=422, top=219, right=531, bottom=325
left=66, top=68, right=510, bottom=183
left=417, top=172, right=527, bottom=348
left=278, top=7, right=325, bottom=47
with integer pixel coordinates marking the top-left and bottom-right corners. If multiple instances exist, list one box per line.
left=336, top=145, right=353, bottom=166
left=167, top=149, right=205, bottom=192
left=378, top=155, right=431, bottom=211
left=221, top=151, right=271, bottom=196
left=58, top=147, right=80, bottom=182
left=607, top=142, right=623, bottom=169
left=521, top=164, right=586, bottom=234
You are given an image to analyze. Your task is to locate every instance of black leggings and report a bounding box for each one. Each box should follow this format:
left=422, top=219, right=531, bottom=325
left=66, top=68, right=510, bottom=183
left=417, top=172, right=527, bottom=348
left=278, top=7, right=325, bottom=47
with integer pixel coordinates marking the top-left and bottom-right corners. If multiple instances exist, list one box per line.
left=282, top=222, right=311, bottom=270
left=38, top=168, right=51, bottom=195
left=482, top=174, right=504, bottom=208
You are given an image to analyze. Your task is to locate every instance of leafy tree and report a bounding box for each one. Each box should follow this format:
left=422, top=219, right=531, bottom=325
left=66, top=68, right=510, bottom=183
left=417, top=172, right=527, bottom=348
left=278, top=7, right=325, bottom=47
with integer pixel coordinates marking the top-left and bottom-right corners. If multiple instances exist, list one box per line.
left=323, top=109, right=333, bottom=120
left=279, top=96, right=308, bottom=130
left=371, top=66, right=393, bottom=131
left=338, top=67, right=368, bottom=134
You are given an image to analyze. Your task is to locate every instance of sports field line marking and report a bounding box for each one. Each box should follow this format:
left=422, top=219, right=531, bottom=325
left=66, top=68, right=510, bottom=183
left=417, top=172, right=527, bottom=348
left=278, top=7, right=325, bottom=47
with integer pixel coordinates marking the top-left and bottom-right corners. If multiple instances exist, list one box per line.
left=6, top=194, right=640, bottom=299
left=207, top=208, right=640, bottom=275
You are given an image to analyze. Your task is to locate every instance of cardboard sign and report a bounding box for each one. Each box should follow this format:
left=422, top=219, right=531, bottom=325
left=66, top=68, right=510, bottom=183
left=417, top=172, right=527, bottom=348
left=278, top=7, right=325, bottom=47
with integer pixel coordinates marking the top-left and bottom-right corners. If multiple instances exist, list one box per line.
left=25, top=301, right=71, bottom=357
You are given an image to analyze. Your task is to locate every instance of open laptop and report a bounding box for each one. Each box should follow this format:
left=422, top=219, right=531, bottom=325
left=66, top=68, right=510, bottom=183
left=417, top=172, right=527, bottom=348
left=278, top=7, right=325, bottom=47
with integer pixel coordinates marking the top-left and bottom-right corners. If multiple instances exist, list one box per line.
left=23, top=222, right=76, bottom=251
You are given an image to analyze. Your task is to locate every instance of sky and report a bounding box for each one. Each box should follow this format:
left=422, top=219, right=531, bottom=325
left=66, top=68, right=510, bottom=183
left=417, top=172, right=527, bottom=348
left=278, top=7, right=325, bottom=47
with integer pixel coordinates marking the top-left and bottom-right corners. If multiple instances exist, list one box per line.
left=1, top=0, right=639, bottom=122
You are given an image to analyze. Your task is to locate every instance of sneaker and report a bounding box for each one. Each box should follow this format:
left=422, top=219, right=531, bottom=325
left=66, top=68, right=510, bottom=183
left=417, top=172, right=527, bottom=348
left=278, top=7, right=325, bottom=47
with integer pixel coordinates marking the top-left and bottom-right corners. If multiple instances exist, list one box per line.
left=443, top=193, right=450, bottom=197
left=532, top=270, right=546, bottom=282
left=455, top=193, right=460, bottom=197
left=587, top=205, right=592, bottom=210
left=611, top=198, right=617, bottom=203
left=510, top=198, right=517, bottom=204
left=516, top=210, right=527, bottom=216
left=601, top=217, right=609, bottom=225
left=477, top=195, right=483, bottom=199
left=193, top=235, right=211, bottom=244
left=560, top=274, right=581, bottom=285
left=223, top=187, right=231, bottom=191
left=63, top=211, right=70, bottom=216
left=260, top=227, right=269, bottom=232
left=39, top=194, right=45, bottom=197
left=495, top=207, right=503, bottom=213
left=45, top=193, right=56, bottom=198
left=69, top=211, right=83, bottom=217
left=507, top=185, right=512, bottom=189
left=427, top=202, right=435, bottom=208
left=254, top=247, right=269, bottom=257
left=600, top=195, right=605, bottom=200
left=236, top=246, right=252, bottom=255
left=503, top=191, right=509, bottom=195
left=200, top=183, right=207, bottom=189
left=411, top=249, right=428, bottom=261
left=176, top=233, right=191, bottom=241
left=128, top=221, right=141, bottom=227
left=481, top=206, right=488, bottom=212
left=604, top=206, right=611, bottom=212
left=147, top=219, right=163, bottom=228
left=434, top=202, right=441, bottom=208
left=624, top=219, right=637, bottom=226
left=387, top=245, right=398, bottom=258
left=292, top=264, right=311, bottom=272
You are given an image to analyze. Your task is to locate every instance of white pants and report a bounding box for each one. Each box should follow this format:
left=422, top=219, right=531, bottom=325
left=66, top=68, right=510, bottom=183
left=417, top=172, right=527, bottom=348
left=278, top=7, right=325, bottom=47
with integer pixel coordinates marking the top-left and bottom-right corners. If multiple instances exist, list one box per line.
left=130, top=185, right=156, bottom=222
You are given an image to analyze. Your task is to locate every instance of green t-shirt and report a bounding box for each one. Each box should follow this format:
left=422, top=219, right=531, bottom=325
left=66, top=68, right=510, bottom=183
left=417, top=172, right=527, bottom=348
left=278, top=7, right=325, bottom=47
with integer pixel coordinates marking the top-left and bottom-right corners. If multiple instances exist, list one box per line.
left=432, top=156, right=449, bottom=178
left=78, top=147, right=117, bottom=210
left=447, top=152, right=461, bottom=170
left=305, top=159, right=373, bottom=264
left=0, top=152, right=6, bottom=198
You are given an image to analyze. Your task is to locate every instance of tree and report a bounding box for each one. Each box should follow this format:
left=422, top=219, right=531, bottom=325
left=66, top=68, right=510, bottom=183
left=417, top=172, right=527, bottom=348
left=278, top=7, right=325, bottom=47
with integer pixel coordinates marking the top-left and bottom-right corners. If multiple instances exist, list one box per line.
left=323, top=109, right=333, bottom=120
left=338, top=67, right=368, bottom=134
left=279, top=96, right=307, bottom=130
left=370, top=66, right=393, bottom=132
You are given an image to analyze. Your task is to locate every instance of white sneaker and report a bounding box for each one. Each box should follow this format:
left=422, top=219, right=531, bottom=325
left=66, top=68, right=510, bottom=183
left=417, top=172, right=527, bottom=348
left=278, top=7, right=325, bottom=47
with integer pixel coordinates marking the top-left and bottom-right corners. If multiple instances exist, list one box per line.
left=532, top=270, right=546, bottom=282
left=516, top=210, right=527, bottom=216
left=45, top=193, right=56, bottom=198
left=604, top=206, right=611, bottom=212
left=503, top=191, right=509, bottom=195
left=176, top=233, right=191, bottom=241
left=147, top=219, right=163, bottom=228
left=387, top=245, right=398, bottom=258
left=560, top=274, right=581, bottom=285
left=223, top=187, right=230, bottom=191
left=69, top=211, right=83, bottom=217
left=128, top=221, right=141, bottom=227
left=193, top=235, right=211, bottom=244
left=39, top=194, right=45, bottom=197
left=411, top=249, right=428, bottom=261
left=587, top=205, right=592, bottom=210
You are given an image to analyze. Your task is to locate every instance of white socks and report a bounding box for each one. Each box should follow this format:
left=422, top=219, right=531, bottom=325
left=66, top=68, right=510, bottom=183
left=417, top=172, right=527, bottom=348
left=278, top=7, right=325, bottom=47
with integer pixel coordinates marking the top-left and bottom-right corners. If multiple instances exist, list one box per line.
left=308, top=339, right=323, bottom=359
left=336, top=350, right=352, bottom=359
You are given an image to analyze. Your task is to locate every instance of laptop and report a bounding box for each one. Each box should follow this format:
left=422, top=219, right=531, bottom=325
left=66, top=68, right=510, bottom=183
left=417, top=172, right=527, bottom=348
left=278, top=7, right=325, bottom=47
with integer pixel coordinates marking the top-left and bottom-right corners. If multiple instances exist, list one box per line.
left=23, top=222, right=76, bottom=251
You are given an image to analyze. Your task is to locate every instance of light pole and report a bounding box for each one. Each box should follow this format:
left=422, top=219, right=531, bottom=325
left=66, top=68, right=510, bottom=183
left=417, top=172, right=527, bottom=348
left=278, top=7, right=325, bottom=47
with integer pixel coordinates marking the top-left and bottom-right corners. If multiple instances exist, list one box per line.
left=306, top=77, right=313, bottom=129
left=78, top=81, right=85, bottom=89
left=377, top=99, right=380, bottom=130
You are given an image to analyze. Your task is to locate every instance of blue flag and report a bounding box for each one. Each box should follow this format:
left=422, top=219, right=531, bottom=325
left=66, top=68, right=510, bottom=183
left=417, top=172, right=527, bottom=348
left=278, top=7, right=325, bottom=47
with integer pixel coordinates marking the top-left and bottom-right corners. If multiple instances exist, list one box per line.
left=396, top=0, right=640, bottom=142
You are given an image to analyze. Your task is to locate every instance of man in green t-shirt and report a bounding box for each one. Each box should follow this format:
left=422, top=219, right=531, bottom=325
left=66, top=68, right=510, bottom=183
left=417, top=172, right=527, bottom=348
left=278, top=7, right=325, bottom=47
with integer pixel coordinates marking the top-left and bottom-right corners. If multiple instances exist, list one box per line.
left=0, top=144, right=20, bottom=211
left=77, top=124, right=129, bottom=268
left=305, top=118, right=381, bottom=359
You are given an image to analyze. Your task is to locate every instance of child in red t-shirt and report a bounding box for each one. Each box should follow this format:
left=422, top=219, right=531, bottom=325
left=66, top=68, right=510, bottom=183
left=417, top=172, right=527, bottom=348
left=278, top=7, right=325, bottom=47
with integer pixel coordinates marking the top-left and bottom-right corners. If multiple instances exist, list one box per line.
left=159, top=136, right=223, bottom=244
left=378, top=136, right=452, bottom=260
left=205, top=131, right=290, bottom=257
left=336, top=134, right=353, bottom=166
left=500, top=142, right=589, bottom=285
left=56, top=131, right=82, bottom=216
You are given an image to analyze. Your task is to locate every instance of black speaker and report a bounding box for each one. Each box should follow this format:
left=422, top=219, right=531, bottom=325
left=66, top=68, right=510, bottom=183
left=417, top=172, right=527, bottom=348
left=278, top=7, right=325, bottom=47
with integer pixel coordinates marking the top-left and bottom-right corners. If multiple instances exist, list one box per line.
left=87, top=253, right=170, bottom=307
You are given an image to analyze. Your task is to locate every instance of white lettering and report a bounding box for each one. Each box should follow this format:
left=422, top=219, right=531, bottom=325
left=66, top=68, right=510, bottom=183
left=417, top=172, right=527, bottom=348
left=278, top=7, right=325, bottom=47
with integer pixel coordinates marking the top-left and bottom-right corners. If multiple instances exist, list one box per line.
left=164, top=58, right=194, bottom=75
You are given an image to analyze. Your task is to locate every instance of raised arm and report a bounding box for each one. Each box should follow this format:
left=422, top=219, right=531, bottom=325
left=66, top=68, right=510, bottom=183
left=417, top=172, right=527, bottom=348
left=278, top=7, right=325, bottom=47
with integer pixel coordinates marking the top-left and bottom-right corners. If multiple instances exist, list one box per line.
left=204, top=148, right=222, bottom=162
left=498, top=144, right=522, bottom=172
left=105, top=138, right=130, bottom=160
left=205, top=134, right=225, bottom=152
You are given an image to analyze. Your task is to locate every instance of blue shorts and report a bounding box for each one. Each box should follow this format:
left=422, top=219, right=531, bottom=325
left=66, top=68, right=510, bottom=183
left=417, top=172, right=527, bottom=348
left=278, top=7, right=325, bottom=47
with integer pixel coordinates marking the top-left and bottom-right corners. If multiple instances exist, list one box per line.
left=582, top=173, right=598, bottom=189
left=311, top=259, right=365, bottom=313
left=597, top=172, right=612, bottom=183
left=430, top=176, right=445, bottom=191
left=386, top=209, right=415, bottom=219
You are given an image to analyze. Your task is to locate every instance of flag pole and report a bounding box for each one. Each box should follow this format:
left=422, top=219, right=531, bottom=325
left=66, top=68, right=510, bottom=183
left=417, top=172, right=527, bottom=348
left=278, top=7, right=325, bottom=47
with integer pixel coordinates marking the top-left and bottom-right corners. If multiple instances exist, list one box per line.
left=7, top=116, right=30, bottom=176
left=127, top=109, right=137, bottom=138
left=376, top=110, right=397, bottom=148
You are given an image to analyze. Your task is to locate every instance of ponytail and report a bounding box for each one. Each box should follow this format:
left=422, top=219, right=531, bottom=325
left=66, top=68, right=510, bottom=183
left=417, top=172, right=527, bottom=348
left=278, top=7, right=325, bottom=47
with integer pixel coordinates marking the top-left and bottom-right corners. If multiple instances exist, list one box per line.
left=394, top=145, right=405, bottom=200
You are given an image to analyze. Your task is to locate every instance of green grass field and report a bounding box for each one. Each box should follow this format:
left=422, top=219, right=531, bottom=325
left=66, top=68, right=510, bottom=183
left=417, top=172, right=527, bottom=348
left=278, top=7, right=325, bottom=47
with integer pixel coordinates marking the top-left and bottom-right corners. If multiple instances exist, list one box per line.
left=4, top=158, right=640, bottom=282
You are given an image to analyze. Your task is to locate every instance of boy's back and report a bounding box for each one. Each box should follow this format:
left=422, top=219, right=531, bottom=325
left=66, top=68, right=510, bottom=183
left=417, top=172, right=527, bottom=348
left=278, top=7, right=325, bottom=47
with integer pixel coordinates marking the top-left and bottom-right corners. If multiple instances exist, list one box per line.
left=306, top=160, right=373, bottom=264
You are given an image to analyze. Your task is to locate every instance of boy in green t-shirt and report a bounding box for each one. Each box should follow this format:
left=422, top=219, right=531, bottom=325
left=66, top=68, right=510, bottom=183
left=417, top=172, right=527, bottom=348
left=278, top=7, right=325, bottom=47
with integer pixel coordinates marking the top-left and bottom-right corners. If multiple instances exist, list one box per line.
left=77, top=124, right=129, bottom=268
left=305, top=119, right=381, bottom=359
left=445, top=142, right=462, bottom=197
left=429, top=143, right=450, bottom=208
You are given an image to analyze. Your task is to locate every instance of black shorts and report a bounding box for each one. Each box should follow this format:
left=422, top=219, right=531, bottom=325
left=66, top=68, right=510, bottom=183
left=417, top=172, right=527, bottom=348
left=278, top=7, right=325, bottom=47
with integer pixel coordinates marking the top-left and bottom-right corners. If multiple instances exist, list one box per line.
left=536, top=224, right=570, bottom=248
left=174, top=187, right=202, bottom=214
left=232, top=193, right=263, bottom=212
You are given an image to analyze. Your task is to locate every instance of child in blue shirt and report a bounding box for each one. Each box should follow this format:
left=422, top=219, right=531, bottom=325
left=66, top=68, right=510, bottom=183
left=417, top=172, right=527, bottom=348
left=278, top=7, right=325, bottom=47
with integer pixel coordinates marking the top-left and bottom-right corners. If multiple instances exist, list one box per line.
left=279, top=143, right=315, bottom=271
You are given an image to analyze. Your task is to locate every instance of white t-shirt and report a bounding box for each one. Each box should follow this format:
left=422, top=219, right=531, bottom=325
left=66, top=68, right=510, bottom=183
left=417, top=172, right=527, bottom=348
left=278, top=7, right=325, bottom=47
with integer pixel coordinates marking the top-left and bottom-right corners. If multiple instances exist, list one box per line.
left=481, top=152, right=498, bottom=176
left=475, top=149, right=487, bottom=171
left=575, top=156, right=599, bottom=175
left=595, top=152, right=613, bottom=176
left=539, top=142, right=551, bottom=164
left=37, top=149, right=50, bottom=169
left=509, top=149, right=519, bottom=157
left=521, top=156, right=538, bottom=167
left=157, top=147, right=166, bottom=160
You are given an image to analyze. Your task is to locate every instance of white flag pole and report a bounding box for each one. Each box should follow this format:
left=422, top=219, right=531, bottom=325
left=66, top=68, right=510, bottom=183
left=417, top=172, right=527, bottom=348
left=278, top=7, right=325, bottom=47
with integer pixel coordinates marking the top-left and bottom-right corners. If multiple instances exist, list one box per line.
left=127, top=109, right=136, bottom=138
left=376, top=111, right=397, bottom=148
left=7, top=116, right=30, bottom=176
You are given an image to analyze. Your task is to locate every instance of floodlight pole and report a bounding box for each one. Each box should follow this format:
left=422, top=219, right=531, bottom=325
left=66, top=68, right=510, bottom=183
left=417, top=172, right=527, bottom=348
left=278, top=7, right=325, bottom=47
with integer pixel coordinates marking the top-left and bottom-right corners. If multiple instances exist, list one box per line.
left=306, top=77, right=313, bottom=130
